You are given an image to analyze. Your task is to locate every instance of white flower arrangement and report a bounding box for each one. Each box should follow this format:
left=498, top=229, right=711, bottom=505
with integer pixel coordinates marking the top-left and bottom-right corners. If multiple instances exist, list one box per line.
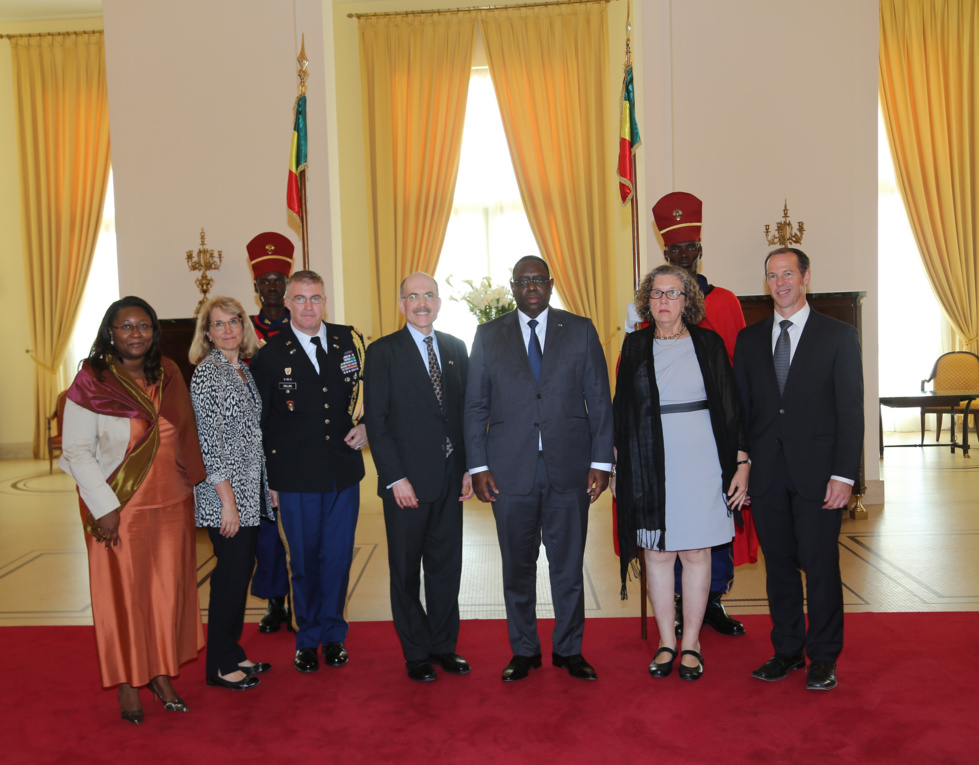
left=447, top=275, right=515, bottom=324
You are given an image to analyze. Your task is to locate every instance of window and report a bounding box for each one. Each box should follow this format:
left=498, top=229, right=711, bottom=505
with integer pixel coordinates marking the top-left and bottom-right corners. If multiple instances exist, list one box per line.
left=64, top=170, right=119, bottom=379
left=433, top=68, right=560, bottom=349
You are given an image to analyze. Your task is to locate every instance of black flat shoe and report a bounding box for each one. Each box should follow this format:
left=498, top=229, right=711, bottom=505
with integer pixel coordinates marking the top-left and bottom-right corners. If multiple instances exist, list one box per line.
left=406, top=660, right=437, bottom=682
left=648, top=646, right=677, bottom=678
left=239, top=661, right=272, bottom=676
left=429, top=652, right=471, bottom=675
left=501, top=654, right=542, bottom=682
left=206, top=674, right=260, bottom=691
left=806, top=660, right=838, bottom=691
left=678, top=650, right=704, bottom=681
left=323, top=642, right=349, bottom=667
left=148, top=680, right=189, bottom=712
left=295, top=648, right=319, bottom=673
left=752, top=653, right=806, bottom=682
left=552, top=652, right=597, bottom=680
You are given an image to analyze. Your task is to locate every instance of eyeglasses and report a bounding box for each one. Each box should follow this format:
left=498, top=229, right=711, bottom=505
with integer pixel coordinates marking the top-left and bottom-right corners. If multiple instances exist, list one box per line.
left=209, top=318, right=242, bottom=331
left=289, top=295, right=325, bottom=305
left=665, top=242, right=701, bottom=256
left=402, top=292, right=438, bottom=302
left=111, top=323, right=152, bottom=334
left=511, top=277, right=551, bottom=287
left=650, top=289, right=686, bottom=301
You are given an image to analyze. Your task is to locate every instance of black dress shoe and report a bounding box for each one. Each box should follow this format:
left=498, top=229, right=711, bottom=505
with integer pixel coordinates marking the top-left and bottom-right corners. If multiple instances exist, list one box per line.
left=206, top=674, right=261, bottom=690
left=323, top=642, right=349, bottom=667
left=501, top=654, right=542, bottom=682
left=258, top=596, right=288, bottom=633
left=648, top=646, right=677, bottom=678
left=752, top=653, right=806, bottom=682
left=406, top=661, right=437, bottom=682
left=294, top=648, right=319, bottom=673
left=703, top=591, right=746, bottom=636
left=677, top=650, right=704, bottom=681
left=552, top=652, right=597, bottom=680
left=239, top=661, right=272, bottom=676
left=429, top=652, right=471, bottom=675
left=674, top=595, right=684, bottom=639
left=806, top=660, right=838, bottom=691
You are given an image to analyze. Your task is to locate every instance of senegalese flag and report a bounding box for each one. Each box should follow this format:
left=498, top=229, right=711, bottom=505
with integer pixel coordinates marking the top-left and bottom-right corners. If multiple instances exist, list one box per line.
left=617, top=66, right=641, bottom=205
left=287, top=94, right=307, bottom=223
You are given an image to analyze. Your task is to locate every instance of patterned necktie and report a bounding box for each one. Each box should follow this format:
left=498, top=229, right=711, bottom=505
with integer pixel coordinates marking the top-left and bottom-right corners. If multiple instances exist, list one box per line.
left=527, top=319, right=543, bottom=383
left=773, top=319, right=792, bottom=395
left=310, top=336, right=329, bottom=383
left=425, top=336, right=453, bottom=457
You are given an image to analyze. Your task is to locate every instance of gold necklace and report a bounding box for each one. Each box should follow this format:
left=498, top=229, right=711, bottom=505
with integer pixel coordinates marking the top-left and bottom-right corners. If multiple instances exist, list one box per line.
left=654, top=324, right=687, bottom=341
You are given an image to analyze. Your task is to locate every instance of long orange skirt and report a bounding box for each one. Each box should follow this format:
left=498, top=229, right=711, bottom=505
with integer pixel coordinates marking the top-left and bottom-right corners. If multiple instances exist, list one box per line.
left=86, top=492, right=204, bottom=688
left=86, top=406, right=204, bottom=688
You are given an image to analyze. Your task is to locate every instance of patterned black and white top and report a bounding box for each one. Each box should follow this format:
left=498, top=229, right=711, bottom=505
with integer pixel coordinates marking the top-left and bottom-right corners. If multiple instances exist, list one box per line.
left=191, top=348, right=273, bottom=527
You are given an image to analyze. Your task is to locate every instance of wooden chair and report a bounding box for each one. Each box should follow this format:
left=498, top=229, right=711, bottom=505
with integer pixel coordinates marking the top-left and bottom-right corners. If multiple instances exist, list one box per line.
left=46, top=391, right=68, bottom=474
left=920, top=352, right=979, bottom=443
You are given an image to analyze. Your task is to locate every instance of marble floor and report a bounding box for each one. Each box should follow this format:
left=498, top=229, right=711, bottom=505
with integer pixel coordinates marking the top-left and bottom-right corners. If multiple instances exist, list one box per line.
left=1, top=429, right=977, bottom=629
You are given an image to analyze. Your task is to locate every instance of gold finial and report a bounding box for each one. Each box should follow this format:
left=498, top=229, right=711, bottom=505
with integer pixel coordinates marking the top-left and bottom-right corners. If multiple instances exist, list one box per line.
left=764, top=200, right=805, bottom=247
left=297, top=35, right=309, bottom=96
left=185, top=228, right=223, bottom=316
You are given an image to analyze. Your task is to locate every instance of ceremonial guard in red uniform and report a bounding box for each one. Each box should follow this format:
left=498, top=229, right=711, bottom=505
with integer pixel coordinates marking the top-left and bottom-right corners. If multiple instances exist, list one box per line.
left=247, top=232, right=294, bottom=632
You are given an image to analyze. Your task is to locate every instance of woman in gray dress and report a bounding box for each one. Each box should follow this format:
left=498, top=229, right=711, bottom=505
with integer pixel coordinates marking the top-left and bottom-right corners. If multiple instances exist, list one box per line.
left=190, top=296, right=274, bottom=690
left=613, top=265, right=749, bottom=680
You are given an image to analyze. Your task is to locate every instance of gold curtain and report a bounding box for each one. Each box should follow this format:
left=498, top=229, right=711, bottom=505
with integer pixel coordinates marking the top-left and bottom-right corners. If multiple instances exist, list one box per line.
left=358, top=13, right=477, bottom=337
left=480, top=1, right=617, bottom=372
left=10, top=32, right=111, bottom=458
left=879, top=0, right=979, bottom=353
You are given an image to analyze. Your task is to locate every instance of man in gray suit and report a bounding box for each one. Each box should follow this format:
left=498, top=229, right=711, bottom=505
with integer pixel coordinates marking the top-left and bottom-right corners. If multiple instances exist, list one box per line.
left=464, top=256, right=614, bottom=682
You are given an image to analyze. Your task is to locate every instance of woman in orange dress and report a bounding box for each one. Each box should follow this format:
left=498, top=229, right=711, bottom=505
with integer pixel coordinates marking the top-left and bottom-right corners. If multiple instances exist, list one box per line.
left=60, top=296, right=206, bottom=725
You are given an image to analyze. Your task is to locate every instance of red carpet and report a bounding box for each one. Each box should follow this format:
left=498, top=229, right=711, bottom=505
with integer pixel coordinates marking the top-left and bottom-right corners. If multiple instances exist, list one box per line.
left=4, top=613, right=976, bottom=764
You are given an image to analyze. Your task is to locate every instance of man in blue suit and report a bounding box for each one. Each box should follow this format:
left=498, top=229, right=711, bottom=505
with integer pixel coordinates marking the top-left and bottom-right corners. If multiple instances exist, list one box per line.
left=464, top=256, right=614, bottom=682
left=733, top=248, right=863, bottom=691
left=250, top=270, right=367, bottom=674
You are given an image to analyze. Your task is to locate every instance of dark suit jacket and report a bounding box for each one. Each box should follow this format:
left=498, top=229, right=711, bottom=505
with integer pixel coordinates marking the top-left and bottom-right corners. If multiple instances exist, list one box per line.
left=733, top=308, right=864, bottom=500
left=363, top=327, right=469, bottom=502
left=464, top=308, right=614, bottom=495
left=250, top=322, right=365, bottom=493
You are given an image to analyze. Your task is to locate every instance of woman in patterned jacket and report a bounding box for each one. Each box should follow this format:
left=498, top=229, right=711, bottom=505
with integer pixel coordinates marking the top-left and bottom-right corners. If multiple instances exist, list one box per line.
left=190, top=296, right=274, bottom=690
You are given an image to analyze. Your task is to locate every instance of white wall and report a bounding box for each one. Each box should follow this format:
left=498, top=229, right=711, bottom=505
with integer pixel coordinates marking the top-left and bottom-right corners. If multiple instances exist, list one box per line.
left=101, top=0, right=340, bottom=320
left=639, top=0, right=880, bottom=489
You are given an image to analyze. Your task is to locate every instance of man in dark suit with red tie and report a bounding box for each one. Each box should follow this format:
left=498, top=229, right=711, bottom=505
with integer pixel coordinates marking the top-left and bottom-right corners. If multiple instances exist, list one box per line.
left=733, top=248, right=863, bottom=691
left=364, top=272, right=473, bottom=682
left=250, top=270, right=367, bottom=674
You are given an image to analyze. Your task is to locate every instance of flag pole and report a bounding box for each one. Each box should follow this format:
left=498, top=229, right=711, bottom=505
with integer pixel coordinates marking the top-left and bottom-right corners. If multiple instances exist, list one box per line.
left=296, top=37, right=310, bottom=269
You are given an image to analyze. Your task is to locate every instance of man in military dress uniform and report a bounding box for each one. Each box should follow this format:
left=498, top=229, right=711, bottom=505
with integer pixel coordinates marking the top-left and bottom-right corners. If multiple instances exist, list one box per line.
left=250, top=270, right=368, bottom=673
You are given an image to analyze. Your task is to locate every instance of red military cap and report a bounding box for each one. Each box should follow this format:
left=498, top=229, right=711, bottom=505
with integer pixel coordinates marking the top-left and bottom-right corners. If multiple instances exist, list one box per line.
left=247, top=231, right=295, bottom=279
left=652, top=192, right=703, bottom=247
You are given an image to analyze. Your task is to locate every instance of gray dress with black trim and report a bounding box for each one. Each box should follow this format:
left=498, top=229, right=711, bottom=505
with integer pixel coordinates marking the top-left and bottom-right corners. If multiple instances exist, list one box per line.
left=637, top=336, right=734, bottom=552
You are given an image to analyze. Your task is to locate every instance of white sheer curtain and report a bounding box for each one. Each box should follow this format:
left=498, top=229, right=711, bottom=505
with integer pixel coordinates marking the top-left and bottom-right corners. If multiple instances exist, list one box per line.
left=63, top=170, right=119, bottom=379
left=434, top=68, right=560, bottom=350
left=877, top=106, right=944, bottom=432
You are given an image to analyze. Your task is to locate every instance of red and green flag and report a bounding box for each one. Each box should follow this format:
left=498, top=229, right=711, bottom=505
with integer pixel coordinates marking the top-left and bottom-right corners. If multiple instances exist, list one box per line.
left=287, top=94, right=307, bottom=223
left=617, top=66, right=641, bottom=204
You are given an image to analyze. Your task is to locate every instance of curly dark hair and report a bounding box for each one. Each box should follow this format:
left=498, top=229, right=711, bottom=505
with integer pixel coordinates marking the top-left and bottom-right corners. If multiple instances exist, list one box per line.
left=87, top=296, right=163, bottom=384
left=634, top=264, right=706, bottom=325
